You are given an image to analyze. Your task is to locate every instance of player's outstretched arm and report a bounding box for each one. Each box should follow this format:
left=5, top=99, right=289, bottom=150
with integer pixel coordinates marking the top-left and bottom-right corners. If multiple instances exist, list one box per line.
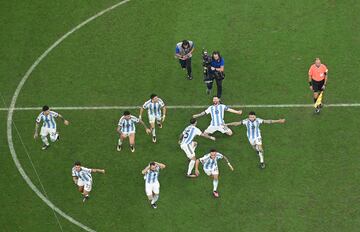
left=225, top=121, right=242, bottom=127
left=227, top=108, right=242, bottom=115
left=139, top=107, right=144, bottom=120
left=91, top=169, right=105, bottom=174
left=178, top=133, right=184, bottom=144
left=263, top=119, right=286, bottom=124
left=58, top=114, right=69, bottom=125
left=192, top=111, right=206, bottom=119
left=195, top=159, right=200, bottom=176
left=139, top=119, right=151, bottom=134
left=200, top=132, right=216, bottom=141
left=34, top=122, right=39, bottom=139
left=141, top=165, right=150, bottom=175
left=162, top=106, right=167, bottom=122
left=155, top=162, right=166, bottom=169
left=223, top=155, right=234, bottom=171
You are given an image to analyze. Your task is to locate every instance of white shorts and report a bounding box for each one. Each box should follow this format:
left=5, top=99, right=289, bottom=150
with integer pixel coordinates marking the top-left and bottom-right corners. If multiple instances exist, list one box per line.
left=204, top=125, right=232, bottom=134
left=121, top=131, right=135, bottom=137
left=249, top=137, right=262, bottom=146
left=180, top=142, right=196, bottom=159
left=145, top=181, right=160, bottom=195
left=148, top=114, right=161, bottom=124
left=204, top=167, right=219, bottom=176
left=40, top=127, right=57, bottom=139
left=77, top=179, right=92, bottom=192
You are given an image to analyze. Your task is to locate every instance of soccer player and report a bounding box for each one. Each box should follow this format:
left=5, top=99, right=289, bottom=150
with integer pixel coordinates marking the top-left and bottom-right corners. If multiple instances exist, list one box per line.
left=195, top=149, right=234, bottom=198
left=33, top=105, right=69, bottom=150
left=139, top=94, right=166, bottom=143
left=192, top=96, right=242, bottom=136
left=141, top=161, right=166, bottom=209
left=308, top=58, right=328, bottom=113
left=179, top=118, right=216, bottom=177
left=175, top=40, right=195, bottom=80
left=117, top=111, right=151, bottom=152
left=71, top=161, right=105, bottom=202
left=225, top=111, right=285, bottom=169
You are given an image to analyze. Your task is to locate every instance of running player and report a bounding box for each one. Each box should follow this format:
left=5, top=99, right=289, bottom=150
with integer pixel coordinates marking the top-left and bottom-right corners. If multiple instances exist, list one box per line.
left=117, top=111, right=151, bottom=152
left=139, top=94, right=166, bottom=143
left=141, top=161, right=166, bottom=209
left=192, top=96, right=242, bottom=136
left=195, top=149, right=234, bottom=198
left=225, top=111, right=285, bottom=169
left=71, top=161, right=105, bottom=202
left=33, top=105, right=69, bottom=150
left=179, top=118, right=216, bottom=177
left=308, top=58, right=328, bottom=113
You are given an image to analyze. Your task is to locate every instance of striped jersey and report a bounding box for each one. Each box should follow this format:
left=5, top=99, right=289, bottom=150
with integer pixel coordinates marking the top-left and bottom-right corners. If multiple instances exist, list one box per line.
left=144, top=165, right=160, bottom=184
left=205, top=104, right=229, bottom=126
left=142, top=98, right=165, bottom=117
left=72, top=167, right=92, bottom=183
left=36, top=111, right=59, bottom=129
left=180, top=125, right=202, bottom=145
left=199, top=152, right=223, bottom=170
left=118, top=115, right=140, bottom=133
left=242, top=118, right=264, bottom=140
left=175, top=41, right=194, bottom=57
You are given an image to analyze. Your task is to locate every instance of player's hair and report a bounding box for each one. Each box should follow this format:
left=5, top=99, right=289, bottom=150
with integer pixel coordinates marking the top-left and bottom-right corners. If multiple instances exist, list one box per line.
left=123, top=111, right=131, bottom=116
left=249, top=111, right=256, bottom=116
left=210, top=148, right=217, bottom=153
left=212, top=51, right=222, bottom=60
left=42, top=105, right=49, bottom=111
left=190, top=118, right=197, bottom=124
left=149, top=162, right=156, bottom=166
left=182, top=40, right=190, bottom=48
left=74, top=161, right=81, bottom=166
left=314, top=57, right=320, bottom=62
left=150, top=94, right=157, bottom=99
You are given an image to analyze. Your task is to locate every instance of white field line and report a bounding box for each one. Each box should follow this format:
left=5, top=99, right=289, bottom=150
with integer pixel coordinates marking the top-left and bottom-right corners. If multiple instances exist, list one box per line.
left=2, top=103, right=360, bottom=111
left=6, top=1, right=131, bottom=232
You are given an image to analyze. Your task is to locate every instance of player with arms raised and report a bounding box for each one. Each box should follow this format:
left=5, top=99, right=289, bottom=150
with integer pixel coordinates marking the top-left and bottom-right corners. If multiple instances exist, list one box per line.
left=195, top=149, right=234, bottom=198
left=179, top=118, right=215, bottom=177
left=139, top=94, right=166, bottom=143
left=226, top=111, right=285, bottom=169
left=72, top=161, right=105, bottom=202
left=192, top=96, right=242, bottom=136
left=141, top=161, right=166, bottom=209
left=117, top=111, right=151, bottom=152
left=33, top=105, right=69, bottom=150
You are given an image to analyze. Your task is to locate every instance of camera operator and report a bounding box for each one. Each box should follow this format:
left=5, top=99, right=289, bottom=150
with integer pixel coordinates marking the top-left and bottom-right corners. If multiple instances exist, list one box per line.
left=207, top=51, right=225, bottom=98
left=175, top=40, right=195, bottom=80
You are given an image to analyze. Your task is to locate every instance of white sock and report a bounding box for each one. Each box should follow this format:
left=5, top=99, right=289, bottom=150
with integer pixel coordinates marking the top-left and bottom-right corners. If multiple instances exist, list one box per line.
left=152, top=128, right=156, bottom=137
left=118, top=139, right=122, bottom=146
left=41, top=136, right=49, bottom=146
left=258, top=152, right=264, bottom=163
left=187, top=160, right=195, bottom=175
left=213, top=179, right=218, bottom=191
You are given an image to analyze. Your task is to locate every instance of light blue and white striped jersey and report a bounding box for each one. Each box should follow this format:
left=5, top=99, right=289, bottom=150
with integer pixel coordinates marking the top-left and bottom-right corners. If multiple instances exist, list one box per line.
left=36, top=111, right=59, bottom=129
left=199, top=152, right=223, bottom=170
left=72, top=167, right=92, bottom=183
left=205, top=104, right=229, bottom=126
left=118, top=115, right=140, bottom=133
left=142, top=98, right=165, bottom=117
left=144, top=165, right=160, bottom=184
left=242, top=118, right=264, bottom=140
left=180, top=125, right=202, bottom=145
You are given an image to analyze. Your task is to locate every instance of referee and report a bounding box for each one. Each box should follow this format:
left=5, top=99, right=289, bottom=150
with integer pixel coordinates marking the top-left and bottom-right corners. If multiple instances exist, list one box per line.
left=175, top=40, right=195, bottom=80
left=308, top=58, right=328, bottom=113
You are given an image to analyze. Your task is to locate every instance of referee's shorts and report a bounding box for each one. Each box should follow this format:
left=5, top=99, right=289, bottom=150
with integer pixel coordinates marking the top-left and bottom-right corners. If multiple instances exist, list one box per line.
left=311, top=79, right=325, bottom=92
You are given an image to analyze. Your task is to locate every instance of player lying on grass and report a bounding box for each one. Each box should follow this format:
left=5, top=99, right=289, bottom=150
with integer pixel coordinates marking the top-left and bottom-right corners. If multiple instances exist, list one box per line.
left=142, top=161, right=166, bottom=209
left=179, top=118, right=215, bottom=178
left=72, top=161, right=105, bottom=202
left=192, top=96, right=242, bottom=136
left=195, top=149, right=234, bottom=198
left=139, top=94, right=167, bottom=143
left=225, top=111, right=285, bottom=169
left=34, top=105, right=69, bottom=150
left=117, top=111, right=151, bottom=153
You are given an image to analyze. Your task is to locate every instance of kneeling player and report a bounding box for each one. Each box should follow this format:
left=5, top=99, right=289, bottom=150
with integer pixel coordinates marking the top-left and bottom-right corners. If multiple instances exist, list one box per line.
left=142, top=161, right=166, bottom=209
left=226, top=111, right=285, bottom=169
left=195, top=149, right=234, bottom=198
left=179, top=118, right=215, bottom=177
left=117, top=111, right=151, bottom=152
left=34, top=105, right=69, bottom=150
left=72, top=161, right=105, bottom=202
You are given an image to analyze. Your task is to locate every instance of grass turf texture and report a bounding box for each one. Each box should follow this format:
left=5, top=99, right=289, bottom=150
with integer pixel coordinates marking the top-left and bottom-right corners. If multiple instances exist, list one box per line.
left=1, top=0, right=360, bottom=231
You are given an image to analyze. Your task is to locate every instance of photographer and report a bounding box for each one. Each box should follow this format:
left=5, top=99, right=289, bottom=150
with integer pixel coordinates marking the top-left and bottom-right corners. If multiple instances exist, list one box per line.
left=175, top=40, right=195, bottom=80
left=206, top=51, right=225, bottom=98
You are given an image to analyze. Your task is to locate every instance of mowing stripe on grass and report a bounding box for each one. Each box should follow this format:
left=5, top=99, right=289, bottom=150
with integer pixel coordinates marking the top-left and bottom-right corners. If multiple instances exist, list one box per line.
left=6, top=1, right=131, bottom=232
left=1, top=103, right=360, bottom=111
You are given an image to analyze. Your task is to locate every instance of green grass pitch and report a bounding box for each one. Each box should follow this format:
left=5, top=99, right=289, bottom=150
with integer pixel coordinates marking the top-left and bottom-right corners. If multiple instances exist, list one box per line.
left=1, top=0, right=360, bottom=231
